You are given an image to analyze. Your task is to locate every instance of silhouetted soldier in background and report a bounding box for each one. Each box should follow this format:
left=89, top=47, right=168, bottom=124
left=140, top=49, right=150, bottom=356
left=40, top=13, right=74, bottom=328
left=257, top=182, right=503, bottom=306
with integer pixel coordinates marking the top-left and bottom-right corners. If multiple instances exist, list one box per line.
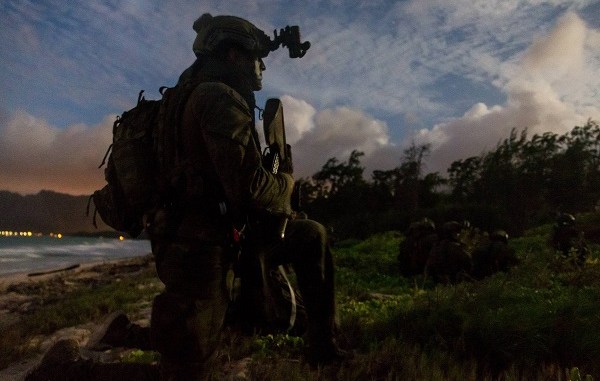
left=471, top=229, right=519, bottom=279
left=426, top=221, right=472, bottom=284
left=398, top=218, right=437, bottom=277
left=551, top=213, right=588, bottom=265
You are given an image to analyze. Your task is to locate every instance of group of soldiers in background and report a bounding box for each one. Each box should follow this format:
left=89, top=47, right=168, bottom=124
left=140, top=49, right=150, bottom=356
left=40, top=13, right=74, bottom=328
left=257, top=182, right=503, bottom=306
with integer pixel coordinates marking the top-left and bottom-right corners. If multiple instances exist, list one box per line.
left=397, top=218, right=518, bottom=284
left=399, top=212, right=591, bottom=284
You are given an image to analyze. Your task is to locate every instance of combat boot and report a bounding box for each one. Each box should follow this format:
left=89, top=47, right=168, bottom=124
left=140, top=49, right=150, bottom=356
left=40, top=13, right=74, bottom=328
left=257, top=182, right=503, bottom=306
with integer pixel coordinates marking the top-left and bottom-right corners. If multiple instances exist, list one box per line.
left=25, top=339, right=81, bottom=381
left=88, top=311, right=152, bottom=350
left=26, top=338, right=160, bottom=380
left=87, top=311, right=131, bottom=350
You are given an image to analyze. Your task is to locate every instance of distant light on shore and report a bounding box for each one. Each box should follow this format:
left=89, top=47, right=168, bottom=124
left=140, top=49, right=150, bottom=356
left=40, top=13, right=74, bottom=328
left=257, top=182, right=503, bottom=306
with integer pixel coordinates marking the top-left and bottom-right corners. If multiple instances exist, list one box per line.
left=1, top=230, right=63, bottom=238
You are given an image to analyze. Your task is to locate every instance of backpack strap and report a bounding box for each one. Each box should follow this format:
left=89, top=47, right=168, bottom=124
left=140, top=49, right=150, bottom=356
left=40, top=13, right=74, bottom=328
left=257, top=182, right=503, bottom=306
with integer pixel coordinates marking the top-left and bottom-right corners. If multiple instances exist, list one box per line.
left=156, top=81, right=200, bottom=179
left=86, top=195, right=98, bottom=228
left=97, top=144, right=113, bottom=169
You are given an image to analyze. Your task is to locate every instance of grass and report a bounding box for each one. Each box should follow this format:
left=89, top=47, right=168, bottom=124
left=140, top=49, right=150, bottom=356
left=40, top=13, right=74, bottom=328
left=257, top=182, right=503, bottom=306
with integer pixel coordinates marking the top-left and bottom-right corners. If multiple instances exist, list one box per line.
left=0, top=262, right=162, bottom=369
left=2, top=229, right=599, bottom=380
left=243, top=230, right=600, bottom=380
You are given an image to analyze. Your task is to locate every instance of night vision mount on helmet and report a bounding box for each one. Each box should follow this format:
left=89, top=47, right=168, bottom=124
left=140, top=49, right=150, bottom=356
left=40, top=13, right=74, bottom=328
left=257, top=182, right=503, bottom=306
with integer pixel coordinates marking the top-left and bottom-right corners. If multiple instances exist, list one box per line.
left=192, top=13, right=310, bottom=59
left=270, top=26, right=311, bottom=58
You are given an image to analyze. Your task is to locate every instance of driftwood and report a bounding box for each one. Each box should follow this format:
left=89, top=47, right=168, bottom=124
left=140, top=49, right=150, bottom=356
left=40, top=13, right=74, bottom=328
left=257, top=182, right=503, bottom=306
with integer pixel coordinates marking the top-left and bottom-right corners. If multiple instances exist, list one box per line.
left=28, top=264, right=80, bottom=277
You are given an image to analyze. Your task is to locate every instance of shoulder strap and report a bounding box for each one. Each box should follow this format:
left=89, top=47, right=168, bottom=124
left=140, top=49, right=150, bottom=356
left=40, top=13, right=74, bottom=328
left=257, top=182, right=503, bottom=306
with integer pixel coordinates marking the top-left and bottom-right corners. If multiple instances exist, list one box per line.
left=155, top=81, right=201, bottom=196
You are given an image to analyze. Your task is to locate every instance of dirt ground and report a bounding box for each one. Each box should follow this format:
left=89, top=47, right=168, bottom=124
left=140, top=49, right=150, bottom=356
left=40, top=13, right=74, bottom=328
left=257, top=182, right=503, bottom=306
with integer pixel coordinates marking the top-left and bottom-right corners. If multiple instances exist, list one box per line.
left=0, top=255, right=252, bottom=380
left=0, top=256, right=157, bottom=381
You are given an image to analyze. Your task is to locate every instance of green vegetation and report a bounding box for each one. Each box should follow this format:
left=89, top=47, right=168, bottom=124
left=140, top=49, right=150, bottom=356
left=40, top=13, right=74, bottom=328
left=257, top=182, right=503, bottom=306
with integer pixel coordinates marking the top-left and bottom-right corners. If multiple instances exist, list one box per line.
left=2, top=230, right=599, bottom=380
left=3, top=109, right=599, bottom=381
left=241, top=230, right=600, bottom=380
left=0, top=262, right=162, bottom=369
left=121, top=349, right=161, bottom=364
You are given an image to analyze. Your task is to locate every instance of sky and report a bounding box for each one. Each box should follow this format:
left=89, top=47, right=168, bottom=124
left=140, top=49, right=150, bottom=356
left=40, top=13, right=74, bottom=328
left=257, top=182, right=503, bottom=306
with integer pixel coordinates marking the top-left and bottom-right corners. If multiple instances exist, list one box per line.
left=1, top=0, right=599, bottom=196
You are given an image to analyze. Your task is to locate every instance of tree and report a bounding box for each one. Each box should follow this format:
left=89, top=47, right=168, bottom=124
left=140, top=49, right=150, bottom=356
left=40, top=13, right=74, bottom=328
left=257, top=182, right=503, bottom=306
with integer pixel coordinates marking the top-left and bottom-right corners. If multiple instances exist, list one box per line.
left=394, top=142, right=432, bottom=213
left=448, top=156, right=482, bottom=202
left=371, top=168, right=401, bottom=210
left=303, top=151, right=372, bottom=237
left=312, top=150, right=366, bottom=197
left=300, top=120, right=600, bottom=239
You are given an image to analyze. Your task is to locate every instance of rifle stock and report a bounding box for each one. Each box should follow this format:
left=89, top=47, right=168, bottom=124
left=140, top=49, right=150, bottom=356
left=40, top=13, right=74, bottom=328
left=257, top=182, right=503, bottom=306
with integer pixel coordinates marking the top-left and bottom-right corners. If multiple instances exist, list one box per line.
left=263, top=99, right=292, bottom=174
left=263, top=98, right=292, bottom=239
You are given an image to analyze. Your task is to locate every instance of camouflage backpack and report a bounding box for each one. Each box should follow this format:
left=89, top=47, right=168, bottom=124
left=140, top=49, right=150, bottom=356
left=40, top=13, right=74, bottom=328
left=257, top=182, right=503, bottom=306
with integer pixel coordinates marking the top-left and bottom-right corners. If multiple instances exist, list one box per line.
left=89, top=83, right=195, bottom=237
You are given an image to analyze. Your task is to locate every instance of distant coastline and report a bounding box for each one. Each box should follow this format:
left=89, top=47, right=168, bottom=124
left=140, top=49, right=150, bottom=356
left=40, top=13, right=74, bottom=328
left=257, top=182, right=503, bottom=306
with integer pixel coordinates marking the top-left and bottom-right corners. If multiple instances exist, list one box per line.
left=0, top=189, right=114, bottom=235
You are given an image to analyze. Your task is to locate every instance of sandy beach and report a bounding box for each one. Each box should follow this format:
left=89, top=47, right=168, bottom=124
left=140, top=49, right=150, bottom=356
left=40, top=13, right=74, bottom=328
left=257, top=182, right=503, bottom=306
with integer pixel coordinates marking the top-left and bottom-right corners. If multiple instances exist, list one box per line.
left=0, top=257, right=144, bottom=291
left=0, top=255, right=157, bottom=381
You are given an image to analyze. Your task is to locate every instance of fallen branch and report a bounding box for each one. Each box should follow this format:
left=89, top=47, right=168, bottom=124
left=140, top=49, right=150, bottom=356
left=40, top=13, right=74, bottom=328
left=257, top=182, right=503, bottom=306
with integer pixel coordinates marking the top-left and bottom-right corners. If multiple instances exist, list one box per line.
left=28, top=264, right=80, bottom=277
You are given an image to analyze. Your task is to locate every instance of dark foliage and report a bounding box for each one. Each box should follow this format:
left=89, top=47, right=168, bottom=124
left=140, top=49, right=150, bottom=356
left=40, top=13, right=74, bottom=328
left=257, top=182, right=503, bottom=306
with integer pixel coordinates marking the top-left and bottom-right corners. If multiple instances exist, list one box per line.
left=300, top=120, right=600, bottom=239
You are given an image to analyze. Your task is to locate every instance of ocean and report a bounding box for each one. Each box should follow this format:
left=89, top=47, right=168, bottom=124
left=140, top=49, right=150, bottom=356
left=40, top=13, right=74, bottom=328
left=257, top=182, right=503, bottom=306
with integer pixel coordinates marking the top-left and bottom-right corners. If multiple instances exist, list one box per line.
left=0, top=236, right=152, bottom=276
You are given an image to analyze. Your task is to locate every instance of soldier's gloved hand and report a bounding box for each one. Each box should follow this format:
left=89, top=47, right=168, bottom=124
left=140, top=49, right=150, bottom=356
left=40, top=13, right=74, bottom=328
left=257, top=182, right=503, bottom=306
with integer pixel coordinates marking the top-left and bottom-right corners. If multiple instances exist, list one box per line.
left=264, top=172, right=295, bottom=217
left=278, top=144, right=294, bottom=174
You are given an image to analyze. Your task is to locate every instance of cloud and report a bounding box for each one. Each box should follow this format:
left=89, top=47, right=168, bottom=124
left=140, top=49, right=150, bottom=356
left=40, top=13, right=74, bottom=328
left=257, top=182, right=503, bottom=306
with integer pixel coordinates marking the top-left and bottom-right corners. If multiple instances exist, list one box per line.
left=0, top=111, right=113, bottom=195
left=410, top=12, right=600, bottom=174
left=0, top=101, right=395, bottom=195
left=281, top=97, right=395, bottom=178
left=523, top=12, right=586, bottom=77
left=279, top=12, right=600, bottom=179
left=3, top=1, right=597, bottom=135
left=280, top=95, right=316, bottom=145
left=1, top=2, right=600, bottom=196
left=3, top=10, right=598, bottom=197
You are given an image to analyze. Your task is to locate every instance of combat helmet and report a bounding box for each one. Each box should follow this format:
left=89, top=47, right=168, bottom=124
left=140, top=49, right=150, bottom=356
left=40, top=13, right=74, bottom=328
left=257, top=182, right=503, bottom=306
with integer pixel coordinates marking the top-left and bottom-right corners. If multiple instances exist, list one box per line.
left=419, top=217, right=436, bottom=232
left=442, top=221, right=462, bottom=240
left=556, top=213, right=576, bottom=227
left=490, top=229, right=509, bottom=243
left=192, top=13, right=310, bottom=58
left=407, top=217, right=435, bottom=235
left=193, top=14, right=270, bottom=57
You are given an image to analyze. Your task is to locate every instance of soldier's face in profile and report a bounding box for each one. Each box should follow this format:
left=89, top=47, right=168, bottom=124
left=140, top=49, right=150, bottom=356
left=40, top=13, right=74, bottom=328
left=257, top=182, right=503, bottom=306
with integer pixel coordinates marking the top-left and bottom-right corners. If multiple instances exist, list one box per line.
left=252, top=57, right=266, bottom=91
left=229, top=48, right=265, bottom=91
left=244, top=55, right=265, bottom=91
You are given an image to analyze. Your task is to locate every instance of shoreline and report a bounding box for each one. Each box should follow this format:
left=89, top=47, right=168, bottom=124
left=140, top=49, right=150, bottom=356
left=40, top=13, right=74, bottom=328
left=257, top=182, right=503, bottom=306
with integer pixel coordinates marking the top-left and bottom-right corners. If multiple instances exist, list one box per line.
left=0, top=255, right=154, bottom=292
left=0, top=254, right=158, bottom=381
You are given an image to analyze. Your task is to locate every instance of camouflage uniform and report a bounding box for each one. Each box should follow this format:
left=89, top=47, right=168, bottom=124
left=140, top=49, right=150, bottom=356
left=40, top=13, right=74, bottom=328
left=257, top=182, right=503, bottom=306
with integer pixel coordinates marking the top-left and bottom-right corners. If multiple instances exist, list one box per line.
left=27, top=14, right=340, bottom=381
left=550, top=213, right=588, bottom=264
left=471, top=230, right=518, bottom=279
left=147, top=16, right=341, bottom=380
left=426, top=221, right=472, bottom=284
left=398, top=218, right=437, bottom=277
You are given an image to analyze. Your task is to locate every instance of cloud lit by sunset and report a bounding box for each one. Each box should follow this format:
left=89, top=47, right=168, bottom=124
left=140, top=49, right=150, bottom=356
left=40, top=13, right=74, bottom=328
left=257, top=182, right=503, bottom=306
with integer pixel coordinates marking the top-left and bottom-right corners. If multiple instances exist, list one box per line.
left=1, top=1, right=599, bottom=195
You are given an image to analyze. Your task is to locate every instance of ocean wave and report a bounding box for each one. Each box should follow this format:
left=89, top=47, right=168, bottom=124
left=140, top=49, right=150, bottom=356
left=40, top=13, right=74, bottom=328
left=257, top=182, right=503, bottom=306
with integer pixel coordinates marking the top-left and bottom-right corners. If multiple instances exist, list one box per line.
left=0, top=237, right=151, bottom=276
left=0, top=247, right=40, bottom=258
left=0, top=257, right=26, bottom=263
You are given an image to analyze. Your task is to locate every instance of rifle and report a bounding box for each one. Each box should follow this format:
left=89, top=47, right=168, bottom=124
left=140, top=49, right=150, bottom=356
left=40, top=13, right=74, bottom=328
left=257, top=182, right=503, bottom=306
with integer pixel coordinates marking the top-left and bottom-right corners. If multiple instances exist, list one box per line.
left=262, top=98, right=294, bottom=240
left=232, top=98, right=301, bottom=334
left=263, top=98, right=291, bottom=175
